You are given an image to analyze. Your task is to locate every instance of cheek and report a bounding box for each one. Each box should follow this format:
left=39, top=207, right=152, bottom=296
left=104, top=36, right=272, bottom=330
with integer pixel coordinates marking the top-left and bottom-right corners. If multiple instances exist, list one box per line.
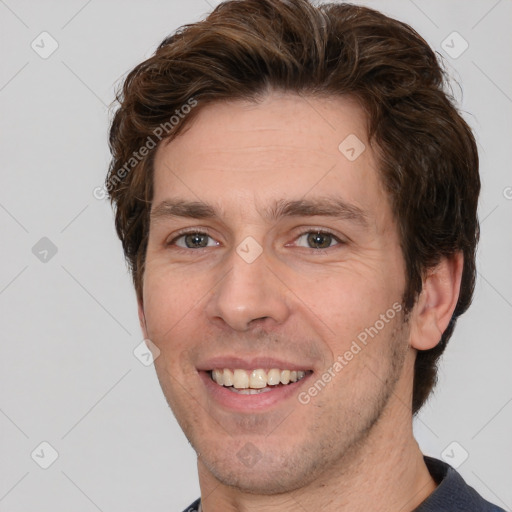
left=314, top=266, right=400, bottom=311
left=288, top=263, right=404, bottom=355
left=142, top=265, right=205, bottom=343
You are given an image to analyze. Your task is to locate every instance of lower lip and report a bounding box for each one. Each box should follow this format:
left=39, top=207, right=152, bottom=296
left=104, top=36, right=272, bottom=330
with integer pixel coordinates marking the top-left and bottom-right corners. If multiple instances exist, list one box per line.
left=199, top=371, right=312, bottom=412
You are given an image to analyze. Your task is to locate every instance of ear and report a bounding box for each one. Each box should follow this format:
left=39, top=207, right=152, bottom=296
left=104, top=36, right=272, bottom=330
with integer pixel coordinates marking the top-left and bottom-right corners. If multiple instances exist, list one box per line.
left=138, top=298, right=149, bottom=339
left=409, top=252, right=464, bottom=351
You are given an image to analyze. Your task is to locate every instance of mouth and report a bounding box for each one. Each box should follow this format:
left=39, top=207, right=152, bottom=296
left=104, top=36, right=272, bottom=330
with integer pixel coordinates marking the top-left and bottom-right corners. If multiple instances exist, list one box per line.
left=208, top=368, right=312, bottom=394
left=198, top=357, right=315, bottom=411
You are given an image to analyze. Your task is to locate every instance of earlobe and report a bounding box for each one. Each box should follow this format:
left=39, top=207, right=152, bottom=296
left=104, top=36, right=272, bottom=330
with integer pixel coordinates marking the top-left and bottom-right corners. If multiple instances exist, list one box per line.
left=409, top=252, right=464, bottom=351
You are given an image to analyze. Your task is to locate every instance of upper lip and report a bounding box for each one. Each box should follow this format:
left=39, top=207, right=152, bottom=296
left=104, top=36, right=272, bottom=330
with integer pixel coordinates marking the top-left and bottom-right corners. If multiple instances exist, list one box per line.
left=197, top=356, right=313, bottom=372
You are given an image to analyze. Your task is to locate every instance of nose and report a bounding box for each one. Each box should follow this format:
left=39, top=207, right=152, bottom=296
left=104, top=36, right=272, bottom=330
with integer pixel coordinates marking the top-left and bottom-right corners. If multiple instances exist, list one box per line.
left=205, top=246, right=291, bottom=332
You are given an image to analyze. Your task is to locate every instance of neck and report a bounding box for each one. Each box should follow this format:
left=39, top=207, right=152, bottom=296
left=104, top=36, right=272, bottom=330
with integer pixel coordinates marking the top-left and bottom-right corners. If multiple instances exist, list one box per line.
left=197, top=365, right=437, bottom=511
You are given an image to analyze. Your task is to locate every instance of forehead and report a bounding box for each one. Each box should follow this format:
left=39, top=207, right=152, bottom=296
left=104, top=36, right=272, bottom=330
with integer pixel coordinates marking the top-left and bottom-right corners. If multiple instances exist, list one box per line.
left=152, top=92, right=388, bottom=223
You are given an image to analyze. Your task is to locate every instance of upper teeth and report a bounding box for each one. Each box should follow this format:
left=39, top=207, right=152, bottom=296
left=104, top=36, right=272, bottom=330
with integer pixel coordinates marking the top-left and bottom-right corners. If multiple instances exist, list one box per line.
left=211, top=368, right=307, bottom=389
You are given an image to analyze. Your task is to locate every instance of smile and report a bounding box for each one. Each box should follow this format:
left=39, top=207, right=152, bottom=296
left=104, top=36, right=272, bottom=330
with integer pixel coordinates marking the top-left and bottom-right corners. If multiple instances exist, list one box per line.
left=209, top=368, right=311, bottom=394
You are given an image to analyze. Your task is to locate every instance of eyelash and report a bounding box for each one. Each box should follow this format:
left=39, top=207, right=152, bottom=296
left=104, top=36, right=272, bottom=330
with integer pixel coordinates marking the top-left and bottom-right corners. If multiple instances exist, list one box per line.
left=166, top=228, right=345, bottom=251
left=292, top=230, right=344, bottom=250
left=166, top=227, right=216, bottom=248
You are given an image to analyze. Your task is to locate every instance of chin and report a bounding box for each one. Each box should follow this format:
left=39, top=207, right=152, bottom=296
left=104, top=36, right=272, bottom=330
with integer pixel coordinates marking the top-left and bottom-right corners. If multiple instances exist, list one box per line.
left=199, top=445, right=321, bottom=495
left=211, top=466, right=308, bottom=495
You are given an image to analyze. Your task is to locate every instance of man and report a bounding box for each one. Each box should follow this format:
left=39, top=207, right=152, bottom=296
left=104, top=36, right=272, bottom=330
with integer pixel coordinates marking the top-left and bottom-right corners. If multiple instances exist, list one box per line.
left=106, top=1, right=504, bottom=510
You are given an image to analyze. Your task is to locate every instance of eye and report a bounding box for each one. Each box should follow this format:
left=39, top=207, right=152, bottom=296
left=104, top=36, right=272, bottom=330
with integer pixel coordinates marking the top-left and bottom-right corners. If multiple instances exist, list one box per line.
left=172, top=232, right=219, bottom=249
left=295, top=231, right=341, bottom=249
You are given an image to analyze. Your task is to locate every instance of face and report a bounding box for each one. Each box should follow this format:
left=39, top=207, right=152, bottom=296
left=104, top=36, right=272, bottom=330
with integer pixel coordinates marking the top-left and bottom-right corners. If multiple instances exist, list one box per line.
left=140, top=93, right=411, bottom=494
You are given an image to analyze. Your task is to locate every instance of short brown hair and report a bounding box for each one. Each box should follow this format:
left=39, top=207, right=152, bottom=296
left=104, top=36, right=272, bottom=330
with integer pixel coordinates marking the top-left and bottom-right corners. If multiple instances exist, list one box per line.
left=107, top=0, right=480, bottom=414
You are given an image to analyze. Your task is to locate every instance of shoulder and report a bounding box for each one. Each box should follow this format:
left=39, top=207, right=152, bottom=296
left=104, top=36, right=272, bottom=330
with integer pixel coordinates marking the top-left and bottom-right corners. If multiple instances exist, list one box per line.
left=414, top=456, right=506, bottom=512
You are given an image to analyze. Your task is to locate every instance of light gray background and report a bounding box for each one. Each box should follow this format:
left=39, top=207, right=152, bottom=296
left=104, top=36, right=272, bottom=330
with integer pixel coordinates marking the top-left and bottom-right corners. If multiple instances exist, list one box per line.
left=1, top=0, right=511, bottom=510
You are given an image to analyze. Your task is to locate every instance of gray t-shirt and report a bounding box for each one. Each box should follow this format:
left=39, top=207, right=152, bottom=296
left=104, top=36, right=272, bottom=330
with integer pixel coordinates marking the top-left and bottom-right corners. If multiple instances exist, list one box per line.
left=414, top=456, right=505, bottom=511
left=182, top=456, right=505, bottom=511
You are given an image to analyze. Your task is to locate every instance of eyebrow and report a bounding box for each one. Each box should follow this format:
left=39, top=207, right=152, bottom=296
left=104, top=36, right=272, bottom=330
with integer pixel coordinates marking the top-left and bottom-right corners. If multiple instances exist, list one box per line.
left=150, top=197, right=369, bottom=226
